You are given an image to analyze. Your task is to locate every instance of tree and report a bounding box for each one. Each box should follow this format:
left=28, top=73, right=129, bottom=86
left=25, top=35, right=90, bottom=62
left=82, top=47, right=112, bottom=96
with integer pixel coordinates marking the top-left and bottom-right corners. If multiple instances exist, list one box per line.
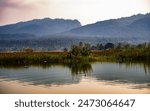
left=99, top=43, right=104, bottom=50
left=104, top=43, right=114, bottom=50
left=116, top=43, right=122, bottom=49
left=70, top=45, right=81, bottom=57
left=79, top=42, right=83, bottom=47
left=69, top=42, right=91, bottom=57
left=137, top=42, right=147, bottom=49
left=81, top=43, right=91, bottom=56
left=63, top=48, right=68, bottom=52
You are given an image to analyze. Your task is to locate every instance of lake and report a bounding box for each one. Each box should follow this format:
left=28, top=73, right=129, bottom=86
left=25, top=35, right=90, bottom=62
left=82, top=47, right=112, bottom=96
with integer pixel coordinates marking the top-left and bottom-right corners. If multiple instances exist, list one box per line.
left=0, top=62, right=150, bottom=94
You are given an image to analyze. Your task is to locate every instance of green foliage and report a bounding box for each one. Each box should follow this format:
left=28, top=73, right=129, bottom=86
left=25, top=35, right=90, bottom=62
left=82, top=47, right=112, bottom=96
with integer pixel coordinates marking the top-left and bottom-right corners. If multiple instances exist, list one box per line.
left=70, top=45, right=81, bottom=57
left=92, top=43, right=150, bottom=62
left=104, top=43, right=115, bottom=50
left=69, top=42, right=91, bottom=57
left=0, top=42, right=149, bottom=67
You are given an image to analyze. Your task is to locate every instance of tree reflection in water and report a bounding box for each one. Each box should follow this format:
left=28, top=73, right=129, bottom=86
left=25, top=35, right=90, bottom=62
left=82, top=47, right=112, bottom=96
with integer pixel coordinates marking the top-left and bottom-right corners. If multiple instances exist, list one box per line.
left=67, top=62, right=93, bottom=75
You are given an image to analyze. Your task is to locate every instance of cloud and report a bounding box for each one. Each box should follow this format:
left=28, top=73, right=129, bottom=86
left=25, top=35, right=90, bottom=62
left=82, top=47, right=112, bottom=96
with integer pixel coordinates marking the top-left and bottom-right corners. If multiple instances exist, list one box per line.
left=0, top=0, right=19, bottom=8
left=0, top=0, right=46, bottom=10
left=0, top=0, right=20, bottom=16
left=0, top=0, right=150, bottom=25
left=0, top=0, right=49, bottom=25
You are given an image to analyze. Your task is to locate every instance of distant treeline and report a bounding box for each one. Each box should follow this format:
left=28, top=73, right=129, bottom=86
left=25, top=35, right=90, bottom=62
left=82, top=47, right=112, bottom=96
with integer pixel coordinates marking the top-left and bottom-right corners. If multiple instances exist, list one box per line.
left=90, top=42, right=150, bottom=50
left=0, top=36, right=149, bottom=51
left=0, top=42, right=149, bottom=67
left=91, top=42, right=150, bottom=62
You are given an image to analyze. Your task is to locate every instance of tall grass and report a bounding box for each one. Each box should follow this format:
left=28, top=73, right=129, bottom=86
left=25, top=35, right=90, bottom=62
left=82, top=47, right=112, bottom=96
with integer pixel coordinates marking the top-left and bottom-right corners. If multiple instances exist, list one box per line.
left=92, top=48, right=150, bottom=62
left=0, top=47, right=149, bottom=67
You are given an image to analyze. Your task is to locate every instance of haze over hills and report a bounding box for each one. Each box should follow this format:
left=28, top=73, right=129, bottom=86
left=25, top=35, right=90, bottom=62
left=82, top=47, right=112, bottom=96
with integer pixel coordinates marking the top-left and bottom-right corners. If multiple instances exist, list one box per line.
left=0, top=18, right=81, bottom=36
left=0, top=13, right=150, bottom=39
left=0, top=13, right=150, bottom=51
left=63, top=13, right=150, bottom=39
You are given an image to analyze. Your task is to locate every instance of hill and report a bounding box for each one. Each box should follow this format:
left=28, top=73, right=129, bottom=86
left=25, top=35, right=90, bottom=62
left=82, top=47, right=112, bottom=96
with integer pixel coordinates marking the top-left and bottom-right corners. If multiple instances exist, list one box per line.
left=63, top=13, right=150, bottom=39
left=0, top=18, right=81, bottom=36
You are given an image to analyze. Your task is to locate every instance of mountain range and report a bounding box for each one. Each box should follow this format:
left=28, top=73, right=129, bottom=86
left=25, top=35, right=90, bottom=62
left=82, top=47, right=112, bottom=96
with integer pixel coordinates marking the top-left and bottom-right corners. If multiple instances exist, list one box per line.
left=0, top=13, right=150, bottom=39
left=0, top=13, right=150, bottom=51
left=63, top=13, right=150, bottom=39
left=0, top=18, right=81, bottom=36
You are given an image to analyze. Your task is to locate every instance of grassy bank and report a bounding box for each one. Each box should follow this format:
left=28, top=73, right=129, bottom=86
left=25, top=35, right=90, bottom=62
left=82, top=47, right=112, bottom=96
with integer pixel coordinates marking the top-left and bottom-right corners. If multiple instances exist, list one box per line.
left=0, top=52, right=94, bottom=66
left=0, top=48, right=150, bottom=67
left=92, top=48, right=150, bottom=62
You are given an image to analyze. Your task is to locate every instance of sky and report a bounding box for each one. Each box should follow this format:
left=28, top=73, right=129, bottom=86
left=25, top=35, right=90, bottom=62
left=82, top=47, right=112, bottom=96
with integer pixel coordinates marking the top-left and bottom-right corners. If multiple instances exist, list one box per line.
left=0, top=0, right=150, bottom=26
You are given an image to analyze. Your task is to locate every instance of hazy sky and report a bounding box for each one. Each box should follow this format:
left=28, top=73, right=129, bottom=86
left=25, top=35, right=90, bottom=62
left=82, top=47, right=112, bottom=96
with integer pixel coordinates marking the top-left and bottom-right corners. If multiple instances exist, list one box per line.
left=0, top=0, right=150, bottom=25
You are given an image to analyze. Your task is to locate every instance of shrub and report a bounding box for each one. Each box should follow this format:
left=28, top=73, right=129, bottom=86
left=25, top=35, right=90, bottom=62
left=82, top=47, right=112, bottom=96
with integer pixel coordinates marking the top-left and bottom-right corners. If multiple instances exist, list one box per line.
left=69, top=42, right=91, bottom=57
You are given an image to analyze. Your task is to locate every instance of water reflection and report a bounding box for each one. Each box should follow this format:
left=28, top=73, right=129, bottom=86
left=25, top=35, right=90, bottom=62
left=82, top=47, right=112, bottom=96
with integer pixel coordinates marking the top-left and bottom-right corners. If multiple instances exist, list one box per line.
left=0, top=62, right=93, bottom=86
left=92, top=62, right=150, bottom=86
left=67, top=62, right=93, bottom=75
left=0, top=61, right=150, bottom=93
left=0, top=62, right=93, bottom=75
left=119, top=62, right=150, bottom=75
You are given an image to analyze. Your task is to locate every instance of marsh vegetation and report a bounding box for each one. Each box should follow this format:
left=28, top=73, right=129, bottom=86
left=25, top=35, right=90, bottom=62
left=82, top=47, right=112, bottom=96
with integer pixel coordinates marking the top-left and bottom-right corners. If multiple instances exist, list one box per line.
left=0, top=42, right=149, bottom=66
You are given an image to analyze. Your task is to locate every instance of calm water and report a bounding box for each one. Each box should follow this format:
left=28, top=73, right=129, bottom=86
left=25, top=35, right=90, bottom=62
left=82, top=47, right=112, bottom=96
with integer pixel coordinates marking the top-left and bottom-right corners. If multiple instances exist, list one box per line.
left=0, top=62, right=150, bottom=93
